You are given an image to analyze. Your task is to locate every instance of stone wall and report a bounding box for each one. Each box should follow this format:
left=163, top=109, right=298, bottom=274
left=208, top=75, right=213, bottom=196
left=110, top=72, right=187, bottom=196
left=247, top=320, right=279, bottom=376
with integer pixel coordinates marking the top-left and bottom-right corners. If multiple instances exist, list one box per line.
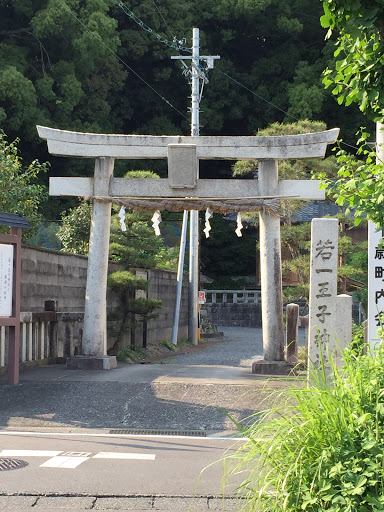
left=21, top=245, right=89, bottom=312
left=202, top=303, right=262, bottom=328
left=20, top=245, right=188, bottom=346
left=147, top=269, right=189, bottom=344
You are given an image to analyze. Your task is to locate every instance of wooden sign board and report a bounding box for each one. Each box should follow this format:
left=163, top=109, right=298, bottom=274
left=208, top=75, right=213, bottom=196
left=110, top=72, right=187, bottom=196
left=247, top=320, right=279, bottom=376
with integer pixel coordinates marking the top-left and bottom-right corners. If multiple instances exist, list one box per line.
left=0, top=243, right=13, bottom=317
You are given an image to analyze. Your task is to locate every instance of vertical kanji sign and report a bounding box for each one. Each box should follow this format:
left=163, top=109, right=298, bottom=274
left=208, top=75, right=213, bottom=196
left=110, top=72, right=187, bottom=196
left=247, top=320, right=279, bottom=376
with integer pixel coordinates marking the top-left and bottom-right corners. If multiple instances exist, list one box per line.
left=368, top=220, right=384, bottom=348
left=308, top=218, right=339, bottom=368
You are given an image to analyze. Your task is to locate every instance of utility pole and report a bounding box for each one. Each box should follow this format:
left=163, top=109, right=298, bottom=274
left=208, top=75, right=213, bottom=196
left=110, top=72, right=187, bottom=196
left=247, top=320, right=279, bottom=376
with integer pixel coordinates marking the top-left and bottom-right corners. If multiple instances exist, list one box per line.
left=171, top=210, right=188, bottom=345
left=171, top=28, right=220, bottom=345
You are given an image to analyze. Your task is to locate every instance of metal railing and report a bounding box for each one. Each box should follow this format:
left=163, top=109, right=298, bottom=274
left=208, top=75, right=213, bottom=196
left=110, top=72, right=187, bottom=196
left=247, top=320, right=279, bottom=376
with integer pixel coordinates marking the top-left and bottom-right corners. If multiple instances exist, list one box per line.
left=204, top=290, right=261, bottom=304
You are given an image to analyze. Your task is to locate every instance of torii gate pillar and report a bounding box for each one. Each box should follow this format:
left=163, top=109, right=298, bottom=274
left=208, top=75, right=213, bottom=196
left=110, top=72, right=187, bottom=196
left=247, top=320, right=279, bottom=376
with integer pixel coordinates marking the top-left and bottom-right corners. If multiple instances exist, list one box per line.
left=258, top=159, right=284, bottom=362
left=68, top=157, right=117, bottom=370
left=82, top=159, right=115, bottom=357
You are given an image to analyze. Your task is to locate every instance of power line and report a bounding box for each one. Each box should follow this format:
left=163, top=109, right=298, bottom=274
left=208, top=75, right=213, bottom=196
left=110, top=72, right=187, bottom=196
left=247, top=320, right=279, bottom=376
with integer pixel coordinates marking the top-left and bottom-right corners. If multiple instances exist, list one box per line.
left=214, top=68, right=299, bottom=121
left=116, top=1, right=190, bottom=52
left=56, top=0, right=189, bottom=122
left=150, top=0, right=173, bottom=37
left=116, top=2, right=361, bottom=152
left=115, top=3, right=300, bottom=120
left=59, top=0, right=359, bottom=153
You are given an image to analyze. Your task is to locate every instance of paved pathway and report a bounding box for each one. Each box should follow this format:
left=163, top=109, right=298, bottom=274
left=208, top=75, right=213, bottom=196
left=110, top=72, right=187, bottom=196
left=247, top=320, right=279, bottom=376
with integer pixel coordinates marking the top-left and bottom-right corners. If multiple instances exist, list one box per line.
left=161, top=327, right=264, bottom=367
left=162, top=326, right=306, bottom=366
left=0, top=327, right=302, bottom=432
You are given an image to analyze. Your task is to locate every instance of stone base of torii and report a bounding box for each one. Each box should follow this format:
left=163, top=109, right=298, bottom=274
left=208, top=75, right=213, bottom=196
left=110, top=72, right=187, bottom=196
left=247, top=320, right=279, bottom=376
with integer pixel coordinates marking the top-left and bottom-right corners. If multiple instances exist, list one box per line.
left=37, top=125, right=339, bottom=373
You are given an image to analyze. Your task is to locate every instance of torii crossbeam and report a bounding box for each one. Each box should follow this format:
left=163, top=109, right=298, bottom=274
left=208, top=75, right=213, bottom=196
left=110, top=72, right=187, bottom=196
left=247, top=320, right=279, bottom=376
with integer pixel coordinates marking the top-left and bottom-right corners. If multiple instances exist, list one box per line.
left=38, top=125, right=339, bottom=371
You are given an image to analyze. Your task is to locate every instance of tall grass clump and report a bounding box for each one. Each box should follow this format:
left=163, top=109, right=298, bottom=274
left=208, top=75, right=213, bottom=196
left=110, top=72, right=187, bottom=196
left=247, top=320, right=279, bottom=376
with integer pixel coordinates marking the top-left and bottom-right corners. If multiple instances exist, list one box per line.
left=226, top=345, right=384, bottom=511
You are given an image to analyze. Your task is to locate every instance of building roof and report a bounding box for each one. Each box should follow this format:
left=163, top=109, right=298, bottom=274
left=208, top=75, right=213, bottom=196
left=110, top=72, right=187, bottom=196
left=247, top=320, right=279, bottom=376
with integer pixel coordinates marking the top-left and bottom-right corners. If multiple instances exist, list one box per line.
left=0, top=212, right=31, bottom=229
left=291, top=201, right=340, bottom=223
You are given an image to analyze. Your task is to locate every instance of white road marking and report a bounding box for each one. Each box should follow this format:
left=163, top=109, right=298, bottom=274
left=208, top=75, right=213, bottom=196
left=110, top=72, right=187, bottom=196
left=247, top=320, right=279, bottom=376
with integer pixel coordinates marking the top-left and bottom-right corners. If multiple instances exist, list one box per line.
left=61, top=451, right=92, bottom=457
left=40, top=456, right=90, bottom=468
left=0, top=450, right=63, bottom=457
left=0, top=448, right=156, bottom=466
left=93, top=452, right=155, bottom=460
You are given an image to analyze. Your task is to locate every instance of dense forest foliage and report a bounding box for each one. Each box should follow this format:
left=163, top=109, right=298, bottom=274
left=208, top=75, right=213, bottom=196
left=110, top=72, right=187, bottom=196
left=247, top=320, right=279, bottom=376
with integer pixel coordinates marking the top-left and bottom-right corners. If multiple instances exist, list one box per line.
left=0, top=0, right=372, bottom=284
left=0, top=0, right=367, bottom=168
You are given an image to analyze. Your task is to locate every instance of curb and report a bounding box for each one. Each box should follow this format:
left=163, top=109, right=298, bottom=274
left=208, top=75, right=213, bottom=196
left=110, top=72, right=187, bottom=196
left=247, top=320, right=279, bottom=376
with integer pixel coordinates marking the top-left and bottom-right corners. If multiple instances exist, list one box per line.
left=0, top=493, right=244, bottom=510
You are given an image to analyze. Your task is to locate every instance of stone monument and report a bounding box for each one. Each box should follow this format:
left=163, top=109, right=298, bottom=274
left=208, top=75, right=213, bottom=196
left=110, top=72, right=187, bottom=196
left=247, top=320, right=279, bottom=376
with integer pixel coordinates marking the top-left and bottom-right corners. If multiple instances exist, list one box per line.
left=308, top=218, right=352, bottom=375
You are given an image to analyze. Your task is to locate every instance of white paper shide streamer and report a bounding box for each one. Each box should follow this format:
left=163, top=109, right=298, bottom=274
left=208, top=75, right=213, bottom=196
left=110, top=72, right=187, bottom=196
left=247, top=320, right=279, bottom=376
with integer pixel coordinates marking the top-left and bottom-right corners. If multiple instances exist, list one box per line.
left=151, top=210, right=162, bottom=236
left=203, top=208, right=213, bottom=238
left=235, top=212, right=243, bottom=237
left=118, top=206, right=127, bottom=232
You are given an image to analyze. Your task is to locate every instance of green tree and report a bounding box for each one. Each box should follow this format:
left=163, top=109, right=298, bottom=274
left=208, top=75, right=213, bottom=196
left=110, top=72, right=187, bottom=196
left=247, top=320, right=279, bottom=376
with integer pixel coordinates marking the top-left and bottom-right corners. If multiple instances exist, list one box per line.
left=0, top=0, right=365, bottom=166
left=232, top=120, right=367, bottom=301
left=319, top=1, right=384, bottom=229
left=107, top=170, right=170, bottom=352
left=107, top=270, right=161, bottom=353
left=200, top=214, right=258, bottom=280
left=57, top=170, right=173, bottom=353
left=0, top=0, right=126, bottom=142
left=232, top=120, right=339, bottom=224
left=0, top=131, right=47, bottom=236
left=321, top=0, right=384, bottom=120
left=109, top=206, right=168, bottom=269
left=57, top=201, right=92, bottom=254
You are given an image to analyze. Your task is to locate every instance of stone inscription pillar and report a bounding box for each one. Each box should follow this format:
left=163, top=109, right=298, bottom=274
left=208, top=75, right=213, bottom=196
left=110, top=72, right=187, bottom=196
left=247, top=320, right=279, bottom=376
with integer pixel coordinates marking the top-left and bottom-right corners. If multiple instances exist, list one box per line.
left=308, top=218, right=338, bottom=369
left=69, top=157, right=116, bottom=369
left=258, top=159, right=284, bottom=361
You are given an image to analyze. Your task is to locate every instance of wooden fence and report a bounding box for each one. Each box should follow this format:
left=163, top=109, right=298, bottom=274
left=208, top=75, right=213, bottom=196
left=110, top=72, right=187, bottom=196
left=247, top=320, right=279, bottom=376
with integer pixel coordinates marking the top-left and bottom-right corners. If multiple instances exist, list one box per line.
left=0, top=311, right=84, bottom=373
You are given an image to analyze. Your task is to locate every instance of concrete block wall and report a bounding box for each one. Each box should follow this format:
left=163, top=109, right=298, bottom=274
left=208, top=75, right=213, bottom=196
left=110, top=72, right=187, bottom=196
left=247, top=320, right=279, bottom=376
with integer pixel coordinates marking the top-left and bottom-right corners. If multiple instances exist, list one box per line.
left=20, top=245, right=189, bottom=347
left=202, top=303, right=262, bottom=328
left=21, top=245, right=89, bottom=312
left=147, top=268, right=189, bottom=344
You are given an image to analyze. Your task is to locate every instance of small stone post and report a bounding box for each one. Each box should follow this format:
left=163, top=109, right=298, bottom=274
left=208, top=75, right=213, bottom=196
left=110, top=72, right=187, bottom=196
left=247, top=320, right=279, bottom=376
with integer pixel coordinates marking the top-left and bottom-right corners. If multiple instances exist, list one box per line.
left=335, top=294, right=353, bottom=362
left=67, top=157, right=117, bottom=370
left=286, top=303, right=299, bottom=364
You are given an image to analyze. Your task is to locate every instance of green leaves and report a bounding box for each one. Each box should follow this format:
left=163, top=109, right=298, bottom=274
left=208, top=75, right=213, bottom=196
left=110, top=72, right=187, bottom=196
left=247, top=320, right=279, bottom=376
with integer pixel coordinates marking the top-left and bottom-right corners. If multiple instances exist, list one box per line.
left=321, top=1, right=384, bottom=120
left=320, top=3, right=332, bottom=29
left=57, top=202, right=92, bottom=254
left=107, top=270, right=148, bottom=291
left=0, top=131, right=47, bottom=238
left=224, top=345, right=384, bottom=511
left=314, top=128, right=384, bottom=230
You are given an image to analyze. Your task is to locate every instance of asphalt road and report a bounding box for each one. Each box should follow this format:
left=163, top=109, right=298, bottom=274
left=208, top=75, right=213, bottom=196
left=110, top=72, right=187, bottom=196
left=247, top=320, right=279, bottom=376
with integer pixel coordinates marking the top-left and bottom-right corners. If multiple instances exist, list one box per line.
left=0, top=327, right=302, bottom=510
left=0, top=430, right=245, bottom=510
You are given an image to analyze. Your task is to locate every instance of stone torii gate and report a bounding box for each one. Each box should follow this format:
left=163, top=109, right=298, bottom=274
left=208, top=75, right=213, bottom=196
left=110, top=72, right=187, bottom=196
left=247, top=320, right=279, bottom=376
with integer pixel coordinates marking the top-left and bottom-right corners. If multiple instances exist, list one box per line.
left=37, top=125, right=339, bottom=370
